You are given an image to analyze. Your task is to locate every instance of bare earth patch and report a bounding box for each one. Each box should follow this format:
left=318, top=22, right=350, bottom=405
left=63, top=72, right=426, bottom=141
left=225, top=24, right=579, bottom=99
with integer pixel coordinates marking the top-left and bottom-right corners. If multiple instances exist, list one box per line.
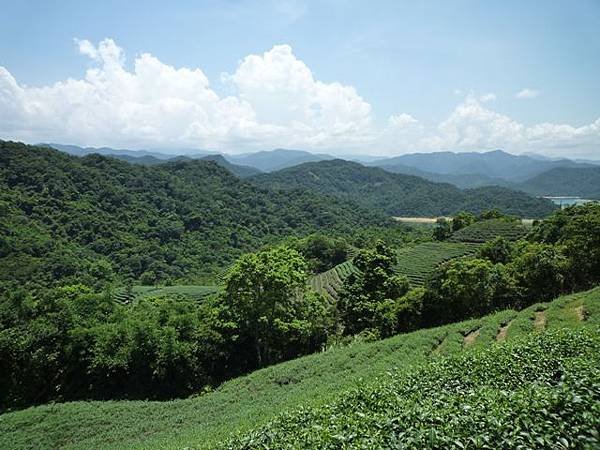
left=496, top=321, right=512, bottom=342
left=534, top=310, right=546, bottom=330
left=464, top=328, right=481, bottom=346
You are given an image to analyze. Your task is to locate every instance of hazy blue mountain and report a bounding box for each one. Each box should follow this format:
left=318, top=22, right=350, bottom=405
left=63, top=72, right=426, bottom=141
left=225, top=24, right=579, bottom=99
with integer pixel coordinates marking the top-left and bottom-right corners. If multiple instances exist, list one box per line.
left=518, top=166, right=600, bottom=199
left=371, top=149, right=590, bottom=183
left=107, top=154, right=167, bottom=165
left=373, top=162, right=512, bottom=188
left=226, top=148, right=335, bottom=172
left=43, top=143, right=217, bottom=159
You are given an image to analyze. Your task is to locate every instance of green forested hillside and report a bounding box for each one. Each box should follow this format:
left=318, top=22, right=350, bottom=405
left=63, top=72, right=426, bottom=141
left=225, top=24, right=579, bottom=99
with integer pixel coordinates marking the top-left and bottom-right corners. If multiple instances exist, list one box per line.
left=1, top=287, right=597, bottom=450
left=518, top=166, right=600, bottom=198
left=0, top=141, right=386, bottom=288
left=251, top=159, right=557, bottom=217
left=199, top=154, right=262, bottom=178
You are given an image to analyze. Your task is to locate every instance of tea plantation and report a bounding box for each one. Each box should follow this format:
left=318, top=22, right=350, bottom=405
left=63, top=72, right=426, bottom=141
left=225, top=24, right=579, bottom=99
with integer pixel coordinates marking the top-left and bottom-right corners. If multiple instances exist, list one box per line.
left=394, top=241, right=480, bottom=286
left=228, top=327, right=600, bottom=449
left=309, top=261, right=359, bottom=300
left=449, top=219, right=528, bottom=243
left=114, top=285, right=221, bottom=304
left=1, top=287, right=598, bottom=450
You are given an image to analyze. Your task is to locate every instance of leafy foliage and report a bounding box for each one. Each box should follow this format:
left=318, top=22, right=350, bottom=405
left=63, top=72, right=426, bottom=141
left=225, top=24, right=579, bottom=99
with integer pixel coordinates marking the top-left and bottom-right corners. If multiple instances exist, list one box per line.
left=338, top=242, right=410, bottom=337
left=477, top=236, right=514, bottom=264
left=424, top=258, right=515, bottom=324
left=528, top=203, right=600, bottom=290
left=287, top=233, right=351, bottom=274
left=221, top=246, right=332, bottom=370
left=0, top=285, right=229, bottom=410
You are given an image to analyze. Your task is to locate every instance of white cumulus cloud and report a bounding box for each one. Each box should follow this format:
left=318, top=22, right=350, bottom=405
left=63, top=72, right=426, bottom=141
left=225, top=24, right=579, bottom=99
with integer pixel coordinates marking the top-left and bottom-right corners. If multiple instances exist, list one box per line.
left=0, top=39, right=372, bottom=150
left=0, top=39, right=599, bottom=158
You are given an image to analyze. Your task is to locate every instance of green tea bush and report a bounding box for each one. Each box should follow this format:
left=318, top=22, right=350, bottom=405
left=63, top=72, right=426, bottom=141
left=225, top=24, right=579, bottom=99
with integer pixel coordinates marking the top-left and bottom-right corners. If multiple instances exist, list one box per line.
left=228, top=328, right=600, bottom=449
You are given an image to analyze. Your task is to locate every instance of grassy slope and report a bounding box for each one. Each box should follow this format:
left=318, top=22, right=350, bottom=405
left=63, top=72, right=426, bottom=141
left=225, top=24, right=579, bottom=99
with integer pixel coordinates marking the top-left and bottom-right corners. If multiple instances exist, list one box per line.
left=1, top=287, right=598, bottom=450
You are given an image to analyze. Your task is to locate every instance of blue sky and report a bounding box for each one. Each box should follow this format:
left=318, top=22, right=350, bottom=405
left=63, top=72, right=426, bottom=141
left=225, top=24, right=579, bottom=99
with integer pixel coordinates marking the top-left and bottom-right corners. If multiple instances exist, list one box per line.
left=1, top=0, right=599, bottom=157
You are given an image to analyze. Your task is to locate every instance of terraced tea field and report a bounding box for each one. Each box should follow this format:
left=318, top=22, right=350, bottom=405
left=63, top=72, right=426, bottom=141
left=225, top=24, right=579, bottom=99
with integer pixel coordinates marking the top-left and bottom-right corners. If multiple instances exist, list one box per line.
left=309, top=261, right=359, bottom=300
left=394, top=242, right=480, bottom=286
left=449, top=218, right=528, bottom=243
left=310, top=242, right=482, bottom=294
left=114, top=285, right=221, bottom=304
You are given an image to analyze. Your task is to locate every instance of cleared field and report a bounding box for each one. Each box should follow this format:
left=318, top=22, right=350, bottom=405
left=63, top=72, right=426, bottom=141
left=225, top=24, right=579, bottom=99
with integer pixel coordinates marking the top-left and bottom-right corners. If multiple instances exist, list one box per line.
left=393, top=216, right=449, bottom=224
left=449, top=218, right=528, bottom=243
left=114, top=285, right=221, bottom=304
left=309, top=261, right=359, bottom=300
left=3, top=286, right=596, bottom=450
left=394, top=241, right=480, bottom=286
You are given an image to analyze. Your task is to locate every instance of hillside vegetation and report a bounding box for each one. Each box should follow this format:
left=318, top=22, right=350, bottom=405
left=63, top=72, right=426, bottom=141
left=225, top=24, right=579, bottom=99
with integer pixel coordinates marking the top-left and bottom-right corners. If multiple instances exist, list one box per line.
left=1, top=287, right=597, bottom=450
left=0, top=141, right=386, bottom=288
left=251, top=159, right=557, bottom=217
left=518, top=166, right=600, bottom=199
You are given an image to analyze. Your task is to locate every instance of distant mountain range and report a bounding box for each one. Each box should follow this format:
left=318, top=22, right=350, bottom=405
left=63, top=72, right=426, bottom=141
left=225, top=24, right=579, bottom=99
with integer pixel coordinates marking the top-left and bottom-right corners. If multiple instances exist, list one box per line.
left=369, top=149, right=593, bottom=183
left=226, top=149, right=334, bottom=172
left=40, top=143, right=600, bottom=199
left=41, top=143, right=216, bottom=160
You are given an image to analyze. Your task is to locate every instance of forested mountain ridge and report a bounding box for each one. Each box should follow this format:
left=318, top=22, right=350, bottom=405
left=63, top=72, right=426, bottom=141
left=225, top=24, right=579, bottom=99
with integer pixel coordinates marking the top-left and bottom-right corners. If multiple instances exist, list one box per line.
left=0, top=141, right=386, bottom=289
left=199, top=154, right=262, bottom=177
left=251, top=159, right=558, bottom=217
left=44, top=145, right=261, bottom=178
left=517, top=166, right=600, bottom=199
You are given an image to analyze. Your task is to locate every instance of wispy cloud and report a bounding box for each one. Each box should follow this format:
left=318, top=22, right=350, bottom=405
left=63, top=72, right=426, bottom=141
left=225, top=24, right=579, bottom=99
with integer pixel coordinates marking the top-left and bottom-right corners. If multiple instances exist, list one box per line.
left=515, top=88, right=540, bottom=99
left=479, top=93, right=496, bottom=103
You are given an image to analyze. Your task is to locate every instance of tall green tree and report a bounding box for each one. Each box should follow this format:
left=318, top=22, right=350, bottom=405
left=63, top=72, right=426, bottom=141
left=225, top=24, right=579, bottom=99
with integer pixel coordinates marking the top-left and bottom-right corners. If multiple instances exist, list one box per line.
left=424, top=258, right=515, bottom=325
left=222, top=246, right=331, bottom=369
left=528, top=203, right=600, bottom=290
left=478, top=236, right=514, bottom=264
left=338, top=241, right=410, bottom=337
left=509, top=242, right=568, bottom=304
left=452, top=211, right=476, bottom=232
left=433, top=218, right=452, bottom=241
